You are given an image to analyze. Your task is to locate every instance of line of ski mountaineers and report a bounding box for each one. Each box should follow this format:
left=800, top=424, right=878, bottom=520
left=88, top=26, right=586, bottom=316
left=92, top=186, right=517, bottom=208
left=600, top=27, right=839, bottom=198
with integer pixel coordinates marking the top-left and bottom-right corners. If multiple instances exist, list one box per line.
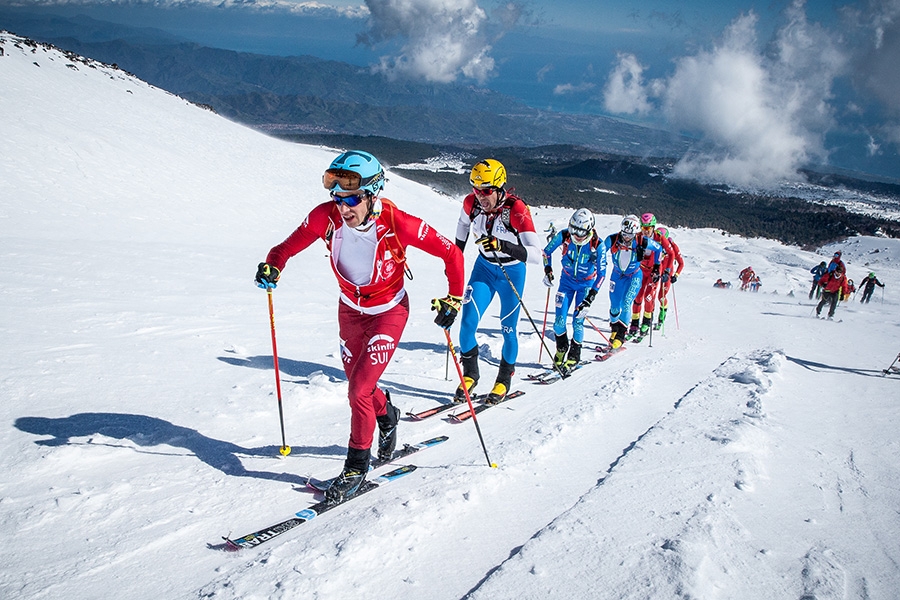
left=715, top=252, right=888, bottom=320
left=253, top=152, right=684, bottom=503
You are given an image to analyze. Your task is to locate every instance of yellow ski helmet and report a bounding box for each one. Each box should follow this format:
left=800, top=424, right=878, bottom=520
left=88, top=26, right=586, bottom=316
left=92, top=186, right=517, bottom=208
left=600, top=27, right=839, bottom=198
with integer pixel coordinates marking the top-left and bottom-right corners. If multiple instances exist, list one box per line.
left=470, top=159, right=507, bottom=190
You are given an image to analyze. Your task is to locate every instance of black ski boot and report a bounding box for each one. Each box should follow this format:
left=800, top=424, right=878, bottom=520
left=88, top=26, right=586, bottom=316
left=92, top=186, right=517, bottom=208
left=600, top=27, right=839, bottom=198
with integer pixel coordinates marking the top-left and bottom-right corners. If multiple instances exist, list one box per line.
left=626, top=318, right=640, bottom=340
left=486, top=359, right=515, bottom=405
left=610, top=322, right=627, bottom=349
left=553, top=332, right=569, bottom=367
left=454, top=346, right=480, bottom=402
left=326, top=446, right=370, bottom=504
left=564, top=341, right=582, bottom=369
left=376, top=391, right=400, bottom=462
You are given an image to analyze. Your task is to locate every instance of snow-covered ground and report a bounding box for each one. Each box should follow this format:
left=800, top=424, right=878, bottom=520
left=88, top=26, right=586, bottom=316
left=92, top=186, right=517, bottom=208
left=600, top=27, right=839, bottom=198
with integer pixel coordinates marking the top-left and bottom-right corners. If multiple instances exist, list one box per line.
left=3, top=33, right=900, bottom=600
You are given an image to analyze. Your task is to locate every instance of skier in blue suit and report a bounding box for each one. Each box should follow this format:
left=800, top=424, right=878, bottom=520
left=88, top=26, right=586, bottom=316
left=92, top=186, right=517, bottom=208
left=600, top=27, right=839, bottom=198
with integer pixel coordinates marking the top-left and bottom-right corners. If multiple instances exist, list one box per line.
left=600, top=215, right=662, bottom=350
left=542, top=208, right=606, bottom=369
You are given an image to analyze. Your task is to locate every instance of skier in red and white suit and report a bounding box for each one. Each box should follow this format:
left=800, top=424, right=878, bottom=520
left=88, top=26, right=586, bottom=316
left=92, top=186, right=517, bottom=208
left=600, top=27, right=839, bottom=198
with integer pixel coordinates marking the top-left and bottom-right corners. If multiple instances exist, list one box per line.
left=653, top=225, right=683, bottom=330
left=257, top=150, right=464, bottom=502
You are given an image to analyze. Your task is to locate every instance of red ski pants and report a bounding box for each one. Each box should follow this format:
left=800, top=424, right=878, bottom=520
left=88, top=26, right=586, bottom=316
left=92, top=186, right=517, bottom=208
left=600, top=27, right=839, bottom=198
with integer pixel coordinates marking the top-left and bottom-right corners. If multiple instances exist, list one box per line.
left=338, top=296, right=409, bottom=451
left=632, top=266, right=657, bottom=317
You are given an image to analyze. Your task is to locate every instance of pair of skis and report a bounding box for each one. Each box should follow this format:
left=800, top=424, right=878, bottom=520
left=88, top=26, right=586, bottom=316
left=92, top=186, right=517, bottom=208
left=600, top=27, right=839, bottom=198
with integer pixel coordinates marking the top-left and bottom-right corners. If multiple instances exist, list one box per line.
left=223, top=436, right=448, bottom=551
left=405, top=391, right=526, bottom=422
left=523, top=343, right=627, bottom=385
left=525, top=361, right=588, bottom=384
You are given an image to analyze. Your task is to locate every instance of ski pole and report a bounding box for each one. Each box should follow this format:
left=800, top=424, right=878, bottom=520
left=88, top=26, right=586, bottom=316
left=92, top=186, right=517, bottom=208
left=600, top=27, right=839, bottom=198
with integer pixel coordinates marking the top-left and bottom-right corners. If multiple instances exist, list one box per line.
left=443, top=329, right=496, bottom=468
left=883, top=352, right=900, bottom=377
left=445, top=345, right=450, bottom=381
left=648, top=280, right=658, bottom=348
left=489, top=248, right=568, bottom=379
left=672, top=283, right=680, bottom=330
left=584, top=316, right=610, bottom=344
left=266, top=289, right=291, bottom=457
left=538, top=286, right=550, bottom=362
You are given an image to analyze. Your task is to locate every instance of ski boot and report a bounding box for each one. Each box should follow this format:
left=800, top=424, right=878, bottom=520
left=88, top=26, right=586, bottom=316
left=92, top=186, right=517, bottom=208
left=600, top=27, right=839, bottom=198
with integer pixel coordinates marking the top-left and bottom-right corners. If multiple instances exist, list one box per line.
left=639, top=318, right=651, bottom=336
left=326, top=446, right=370, bottom=504
left=655, top=307, right=667, bottom=330
left=553, top=332, right=569, bottom=368
left=485, top=360, right=515, bottom=405
left=564, top=341, right=582, bottom=370
left=609, top=322, right=627, bottom=350
left=376, top=392, right=400, bottom=462
left=453, top=347, right=480, bottom=403
left=626, top=319, right=639, bottom=340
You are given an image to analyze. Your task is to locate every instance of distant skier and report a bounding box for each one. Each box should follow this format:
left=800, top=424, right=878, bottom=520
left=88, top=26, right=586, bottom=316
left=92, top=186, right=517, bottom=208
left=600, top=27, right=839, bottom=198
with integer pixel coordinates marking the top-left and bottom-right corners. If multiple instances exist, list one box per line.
left=739, top=266, right=755, bottom=291
left=809, top=261, right=827, bottom=300
left=453, top=159, right=542, bottom=404
left=826, top=251, right=845, bottom=274
left=255, top=150, right=465, bottom=503
left=599, top=215, right=662, bottom=350
left=750, top=274, right=762, bottom=292
left=858, top=272, right=885, bottom=303
left=542, top=208, right=605, bottom=369
left=815, top=264, right=850, bottom=319
left=713, top=278, right=732, bottom=289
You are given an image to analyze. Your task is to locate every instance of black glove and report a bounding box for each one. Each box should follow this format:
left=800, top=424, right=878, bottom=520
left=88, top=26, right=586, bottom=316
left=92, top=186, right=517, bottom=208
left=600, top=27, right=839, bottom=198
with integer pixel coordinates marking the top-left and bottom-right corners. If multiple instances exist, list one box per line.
left=671, top=274, right=678, bottom=283
left=476, top=235, right=503, bottom=253
left=543, top=265, right=554, bottom=287
left=255, top=262, right=280, bottom=289
left=661, top=269, right=670, bottom=284
left=651, top=264, right=660, bottom=283
left=575, top=288, right=597, bottom=318
left=431, top=295, right=462, bottom=329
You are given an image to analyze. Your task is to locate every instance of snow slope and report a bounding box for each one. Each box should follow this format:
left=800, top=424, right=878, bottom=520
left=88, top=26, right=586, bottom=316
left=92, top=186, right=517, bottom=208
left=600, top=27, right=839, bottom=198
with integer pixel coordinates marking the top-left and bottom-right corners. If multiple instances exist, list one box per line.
left=3, top=33, right=900, bottom=600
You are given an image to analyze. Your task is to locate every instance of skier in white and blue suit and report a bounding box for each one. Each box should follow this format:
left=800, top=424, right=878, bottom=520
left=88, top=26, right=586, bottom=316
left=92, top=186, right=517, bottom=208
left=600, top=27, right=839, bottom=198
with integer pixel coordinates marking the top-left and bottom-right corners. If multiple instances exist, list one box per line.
left=601, top=214, right=662, bottom=350
left=542, top=208, right=606, bottom=369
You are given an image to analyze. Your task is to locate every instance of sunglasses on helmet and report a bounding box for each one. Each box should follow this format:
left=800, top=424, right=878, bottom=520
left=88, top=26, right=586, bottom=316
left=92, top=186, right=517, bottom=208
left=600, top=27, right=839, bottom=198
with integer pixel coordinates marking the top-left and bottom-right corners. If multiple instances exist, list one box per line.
left=330, top=191, right=365, bottom=207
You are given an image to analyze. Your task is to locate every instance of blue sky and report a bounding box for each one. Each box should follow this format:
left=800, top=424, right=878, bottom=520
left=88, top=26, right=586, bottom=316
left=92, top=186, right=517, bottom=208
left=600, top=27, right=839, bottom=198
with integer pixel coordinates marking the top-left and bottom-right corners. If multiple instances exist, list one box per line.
left=3, top=0, right=899, bottom=182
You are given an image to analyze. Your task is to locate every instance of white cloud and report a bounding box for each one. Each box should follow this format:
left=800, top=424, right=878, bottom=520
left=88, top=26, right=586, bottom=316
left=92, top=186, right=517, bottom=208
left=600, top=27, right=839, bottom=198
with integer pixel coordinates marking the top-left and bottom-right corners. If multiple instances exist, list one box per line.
left=360, top=0, right=503, bottom=83
left=602, top=2, right=853, bottom=187
left=602, top=52, right=652, bottom=115
left=553, top=82, right=595, bottom=95
left=4, top=0, right=370, bottom=17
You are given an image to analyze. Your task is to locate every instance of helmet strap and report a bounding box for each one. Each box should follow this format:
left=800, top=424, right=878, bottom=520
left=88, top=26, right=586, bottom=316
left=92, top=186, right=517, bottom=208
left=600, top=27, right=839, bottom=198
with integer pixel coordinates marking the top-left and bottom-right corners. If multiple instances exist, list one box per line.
left=355, top=194, right=380, bottom=231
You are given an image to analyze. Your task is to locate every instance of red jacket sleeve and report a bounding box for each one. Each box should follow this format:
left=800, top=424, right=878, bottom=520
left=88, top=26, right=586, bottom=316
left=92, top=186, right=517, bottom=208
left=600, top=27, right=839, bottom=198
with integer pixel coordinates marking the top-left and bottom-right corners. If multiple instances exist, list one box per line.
left=265, top=202, right=335, bottom=271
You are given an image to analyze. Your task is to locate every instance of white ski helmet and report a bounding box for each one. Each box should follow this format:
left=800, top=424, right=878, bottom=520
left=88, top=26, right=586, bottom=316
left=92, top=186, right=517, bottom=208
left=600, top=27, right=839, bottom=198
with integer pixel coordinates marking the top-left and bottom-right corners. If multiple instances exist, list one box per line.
left=568, top=208, right=595, bottom=243
left=620, top=214, right=640, bottom=239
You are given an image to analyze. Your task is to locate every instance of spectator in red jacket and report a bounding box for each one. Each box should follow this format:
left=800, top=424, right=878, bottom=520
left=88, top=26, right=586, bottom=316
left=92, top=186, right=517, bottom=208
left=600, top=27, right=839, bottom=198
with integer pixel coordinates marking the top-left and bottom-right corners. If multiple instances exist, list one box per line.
left=739, top=267, right=755, bottom=291
left=816, top=264, right=850, bottom=319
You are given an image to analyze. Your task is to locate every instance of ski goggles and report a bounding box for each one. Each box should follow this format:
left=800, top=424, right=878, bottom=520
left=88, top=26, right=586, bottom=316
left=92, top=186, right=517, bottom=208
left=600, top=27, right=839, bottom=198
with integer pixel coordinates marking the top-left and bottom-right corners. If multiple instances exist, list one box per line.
left=570, top=226, right=590, bottom=240
left=323, top=168, right=363, bottom=192
left=330, top=191, right=365, bottom=207
left=473, top=186, right=498, bottom=196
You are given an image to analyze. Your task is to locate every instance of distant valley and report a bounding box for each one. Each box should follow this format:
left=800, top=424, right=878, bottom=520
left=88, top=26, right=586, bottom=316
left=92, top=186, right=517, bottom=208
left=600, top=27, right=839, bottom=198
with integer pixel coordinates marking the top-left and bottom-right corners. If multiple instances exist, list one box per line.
left=3, top=11, right=899, bottom=248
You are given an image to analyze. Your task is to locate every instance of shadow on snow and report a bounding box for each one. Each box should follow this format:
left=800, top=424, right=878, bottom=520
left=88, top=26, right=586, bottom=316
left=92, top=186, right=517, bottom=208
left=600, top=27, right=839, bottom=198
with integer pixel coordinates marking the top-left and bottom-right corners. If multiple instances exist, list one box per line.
left=14, top=412, right=344, bottom=485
